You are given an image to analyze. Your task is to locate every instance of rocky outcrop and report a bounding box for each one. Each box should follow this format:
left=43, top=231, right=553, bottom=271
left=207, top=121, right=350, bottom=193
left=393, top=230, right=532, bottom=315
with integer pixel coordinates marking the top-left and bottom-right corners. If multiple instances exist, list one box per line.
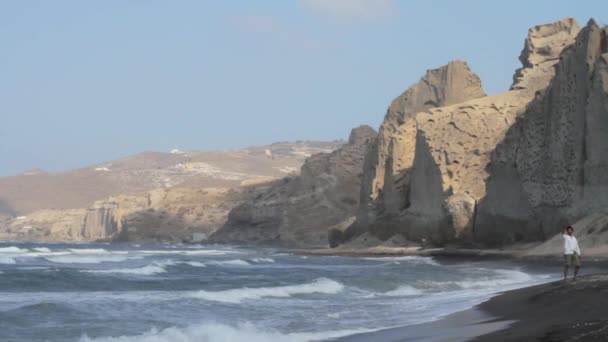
left=341, top=18, right=582, bottom=247
left=82, top=195, right=148, bottom=239
left=475, top=19, right=608, bottom=244
left=349, top=61, right=486, bottom=241
left=0, top=141, right=342, bottom=215
left=0, top=209, right=87, bottom=241
left=211, top=126, right=377, bottom=247
left=0, top=184, right=268, bottom=242
left=511, top=18, right=581, bottom=91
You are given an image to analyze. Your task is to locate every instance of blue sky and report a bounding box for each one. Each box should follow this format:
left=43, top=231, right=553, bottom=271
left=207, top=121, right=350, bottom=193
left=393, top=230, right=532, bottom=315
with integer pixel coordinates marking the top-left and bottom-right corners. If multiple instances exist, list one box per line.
left=0, top=1, right=606, bottom=176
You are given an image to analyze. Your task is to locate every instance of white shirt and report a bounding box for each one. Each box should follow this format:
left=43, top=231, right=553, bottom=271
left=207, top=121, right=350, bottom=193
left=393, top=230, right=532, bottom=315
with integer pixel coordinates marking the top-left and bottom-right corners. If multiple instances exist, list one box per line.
left=563, top=234, right=581, bottom=255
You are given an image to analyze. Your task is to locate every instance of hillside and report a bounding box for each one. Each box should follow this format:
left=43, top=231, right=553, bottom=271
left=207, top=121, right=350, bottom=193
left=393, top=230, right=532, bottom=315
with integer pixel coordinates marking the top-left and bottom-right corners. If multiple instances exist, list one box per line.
left=0, top=141, right=342, bottom=241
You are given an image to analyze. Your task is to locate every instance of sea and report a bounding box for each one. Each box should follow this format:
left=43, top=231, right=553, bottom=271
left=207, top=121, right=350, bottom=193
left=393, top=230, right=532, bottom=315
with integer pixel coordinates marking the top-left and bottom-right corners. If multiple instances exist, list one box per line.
left=0, top=242, right=558, bottom=342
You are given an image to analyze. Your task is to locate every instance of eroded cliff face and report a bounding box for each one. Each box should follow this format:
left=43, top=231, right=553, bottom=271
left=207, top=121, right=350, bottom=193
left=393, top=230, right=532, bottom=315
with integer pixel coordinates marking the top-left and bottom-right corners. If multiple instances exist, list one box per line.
left=343, top=18, right=583, bottom=247
left=0, top=185, right=267, bottom=242
left=211, top=126, right=377, bottom=247
left=350, top=61, right=485, bottom=240
left=476, top=20, right=608, bottom=244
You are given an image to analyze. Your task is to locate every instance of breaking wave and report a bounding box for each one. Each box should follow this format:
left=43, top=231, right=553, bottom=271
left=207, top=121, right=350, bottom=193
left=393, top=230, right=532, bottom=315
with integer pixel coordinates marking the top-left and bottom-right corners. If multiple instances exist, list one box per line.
left=183, top=261, right=207, bottom=268
left=383, top=285, right=424, bottom=297
left=68, top=248, right=110, bottom=254
left=207, top=259, right=250, bottom=267
left=79, top=322, right=371, bottom=342
left=0, top=246, right=29, bottom=253
left=190, top=278, right=344, bottom=303
left=249, top=258, right=275, bottom=263
left=363, top=256, right=440, bottom=266
left=0, top=256, right=16, bottom=264
left=83, top=264, right=167, bottom=276
left=45, top=255, right=133, bottom=264
left=452, top=269, right=533, bottom=289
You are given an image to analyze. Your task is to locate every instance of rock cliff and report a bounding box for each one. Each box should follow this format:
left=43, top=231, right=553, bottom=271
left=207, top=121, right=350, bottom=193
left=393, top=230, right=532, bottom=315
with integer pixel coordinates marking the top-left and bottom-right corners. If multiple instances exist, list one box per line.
left=211, top=126, right=377, bottom=247
left=0, top=184, right=270, bottom=242
left=475, top=19, right=608, bottom=244
left=0, top=140, right=340, bottom=242
left=341, top=18, right=584, bottom=247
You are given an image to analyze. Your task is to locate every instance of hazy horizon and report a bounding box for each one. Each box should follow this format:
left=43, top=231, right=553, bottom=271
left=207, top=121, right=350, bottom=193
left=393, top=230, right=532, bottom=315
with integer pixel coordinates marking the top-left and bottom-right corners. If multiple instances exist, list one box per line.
left=1, top=1, right=606, bottom=176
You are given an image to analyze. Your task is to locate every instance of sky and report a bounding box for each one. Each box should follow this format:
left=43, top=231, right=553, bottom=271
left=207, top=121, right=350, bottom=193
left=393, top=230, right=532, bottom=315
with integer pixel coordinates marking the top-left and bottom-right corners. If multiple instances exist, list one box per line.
left=0, top=1, right=606, bottom=176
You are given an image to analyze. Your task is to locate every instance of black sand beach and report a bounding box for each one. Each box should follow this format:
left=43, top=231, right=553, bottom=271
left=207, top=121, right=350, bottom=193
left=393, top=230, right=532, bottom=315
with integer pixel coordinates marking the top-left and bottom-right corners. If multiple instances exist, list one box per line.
left=333, top=265, right=608, bottom=342
left=473, top=274, right=608, bottom=341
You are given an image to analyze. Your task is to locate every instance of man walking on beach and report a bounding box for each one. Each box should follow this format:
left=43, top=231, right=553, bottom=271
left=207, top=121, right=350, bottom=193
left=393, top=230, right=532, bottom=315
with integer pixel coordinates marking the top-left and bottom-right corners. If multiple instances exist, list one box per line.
left=563, top=225, right=581, bottom=281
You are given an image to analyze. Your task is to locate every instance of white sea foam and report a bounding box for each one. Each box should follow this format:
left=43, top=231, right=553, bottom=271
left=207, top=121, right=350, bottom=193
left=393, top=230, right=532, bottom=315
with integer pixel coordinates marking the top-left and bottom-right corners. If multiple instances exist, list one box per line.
left=83, top=264, right=167, bottom=276
left=250, top=258, right=275, bottom=263
left=383, top=285, right=424, bottom=297
left=207, top=259, right=250, bottom=267
left=452, top=270, right=532, bottom=289
left=363, top=256, right=440, bottom=266
left=183, top=261, right=207, bottom=268
left=81, top=259, right=207, bottom=275
left=78, top=322, right=370, bottom=342
left=18, top=266, right=50, bottom=270
left=68, top=248, right=110, bottom=254
left=362, top=284, right=424, bottom=298
left=139, top=249, right=233, bottom=256
left=190, top=278, right=344, bottom=303
left=45, top=255, right=133, bottom=264
left=32, top=247, right=51, bottom=253
left=0, top=246, right=28, bottom=253
left=0, top=256, right=16, bottom=264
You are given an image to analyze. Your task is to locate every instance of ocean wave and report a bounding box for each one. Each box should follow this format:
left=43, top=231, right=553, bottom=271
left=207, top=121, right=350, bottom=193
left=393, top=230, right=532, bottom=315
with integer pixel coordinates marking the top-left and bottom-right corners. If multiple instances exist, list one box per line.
left=452, top=269, right=532, bottom=289
left=362, top=285, right=424, bottom=298
left=0, top=246, right=29, bottom=253
left=79, top=321, right=370, bottom=342
left=0, top=256, right=16, bottom=264
left=139, top=249, right=235, bottom=256
left=207, top=259, right=250, bottom=267
left=83, top=264, right=167, bottom=276
left=363, top=256, right=439, bottom=266
left=383, top=285, right=424, bottom=297
left=249, top=258, right=275, bottom=263
left=45, top=255, right=134, bottom=264
left=190, top=278, right=344, bottom=303
left=32, top=247, right=51, bottom=253
left=418, top=269, right=534, bottom=291
left=183, top=261, right=207, bottom=268
left=81, top=259, right=207, bottom=275
left=68, top=248, right=110, bottom=254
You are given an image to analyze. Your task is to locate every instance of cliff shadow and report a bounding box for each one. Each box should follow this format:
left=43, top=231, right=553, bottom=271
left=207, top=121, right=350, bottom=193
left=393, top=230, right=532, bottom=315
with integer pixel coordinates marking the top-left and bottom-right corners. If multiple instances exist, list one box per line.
left=114, top=208, right=216, bottom=242
left=474, top=114, right=543, bottom=246
left=368, top=132, right=453, bottom=245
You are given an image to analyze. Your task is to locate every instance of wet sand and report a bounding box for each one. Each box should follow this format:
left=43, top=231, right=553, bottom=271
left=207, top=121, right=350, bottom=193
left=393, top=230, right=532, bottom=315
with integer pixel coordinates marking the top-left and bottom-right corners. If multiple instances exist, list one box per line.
left=334, top=309, right=512, bottom=342
left=472, top=273, right=608, bottom=341
left=331, top=271, right=608, bottom=342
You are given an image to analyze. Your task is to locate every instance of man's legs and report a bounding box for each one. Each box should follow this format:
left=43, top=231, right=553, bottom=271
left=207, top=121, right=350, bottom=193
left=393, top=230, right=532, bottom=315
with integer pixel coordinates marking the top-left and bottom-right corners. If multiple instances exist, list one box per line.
left=573, top=254, right=581, bottom=281
left=564, top=265, right=569, bottom=281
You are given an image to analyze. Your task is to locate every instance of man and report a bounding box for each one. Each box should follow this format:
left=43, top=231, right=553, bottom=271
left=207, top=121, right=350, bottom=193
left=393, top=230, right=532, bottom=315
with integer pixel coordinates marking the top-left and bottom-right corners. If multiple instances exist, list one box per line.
left=562, top=225, right=581, bottom=281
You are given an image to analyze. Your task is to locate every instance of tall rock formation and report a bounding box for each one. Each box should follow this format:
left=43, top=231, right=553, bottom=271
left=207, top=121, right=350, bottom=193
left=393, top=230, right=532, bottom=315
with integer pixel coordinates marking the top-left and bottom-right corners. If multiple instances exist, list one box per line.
left=211, top=126, right=377, bottom=247
left=476, top=19, right=608, bottom=244
left=342, top=18, right=581, bottom=246
left=351, top=61, right=486, bottom=240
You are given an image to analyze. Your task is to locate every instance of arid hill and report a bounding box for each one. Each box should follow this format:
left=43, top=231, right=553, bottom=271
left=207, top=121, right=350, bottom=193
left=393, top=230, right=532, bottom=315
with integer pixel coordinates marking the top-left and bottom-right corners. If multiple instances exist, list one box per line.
left=0, top=141, right=342, bottom=241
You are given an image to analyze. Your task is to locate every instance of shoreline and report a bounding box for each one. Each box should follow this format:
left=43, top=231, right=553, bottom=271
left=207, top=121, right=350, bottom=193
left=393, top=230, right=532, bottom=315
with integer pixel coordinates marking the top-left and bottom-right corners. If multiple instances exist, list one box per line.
left=294, top=246, right=608, bottom=265
left=471, top=273, right=608, bottom=341
left=335, top=274, right=608, bottom=342
left=334, top=308, right=513, bottom=342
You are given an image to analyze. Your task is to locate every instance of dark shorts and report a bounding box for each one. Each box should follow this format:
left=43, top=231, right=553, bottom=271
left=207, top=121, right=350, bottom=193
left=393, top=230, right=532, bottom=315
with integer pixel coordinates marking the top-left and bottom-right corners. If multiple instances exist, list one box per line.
left=564, top=253, right=581, bottom=267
